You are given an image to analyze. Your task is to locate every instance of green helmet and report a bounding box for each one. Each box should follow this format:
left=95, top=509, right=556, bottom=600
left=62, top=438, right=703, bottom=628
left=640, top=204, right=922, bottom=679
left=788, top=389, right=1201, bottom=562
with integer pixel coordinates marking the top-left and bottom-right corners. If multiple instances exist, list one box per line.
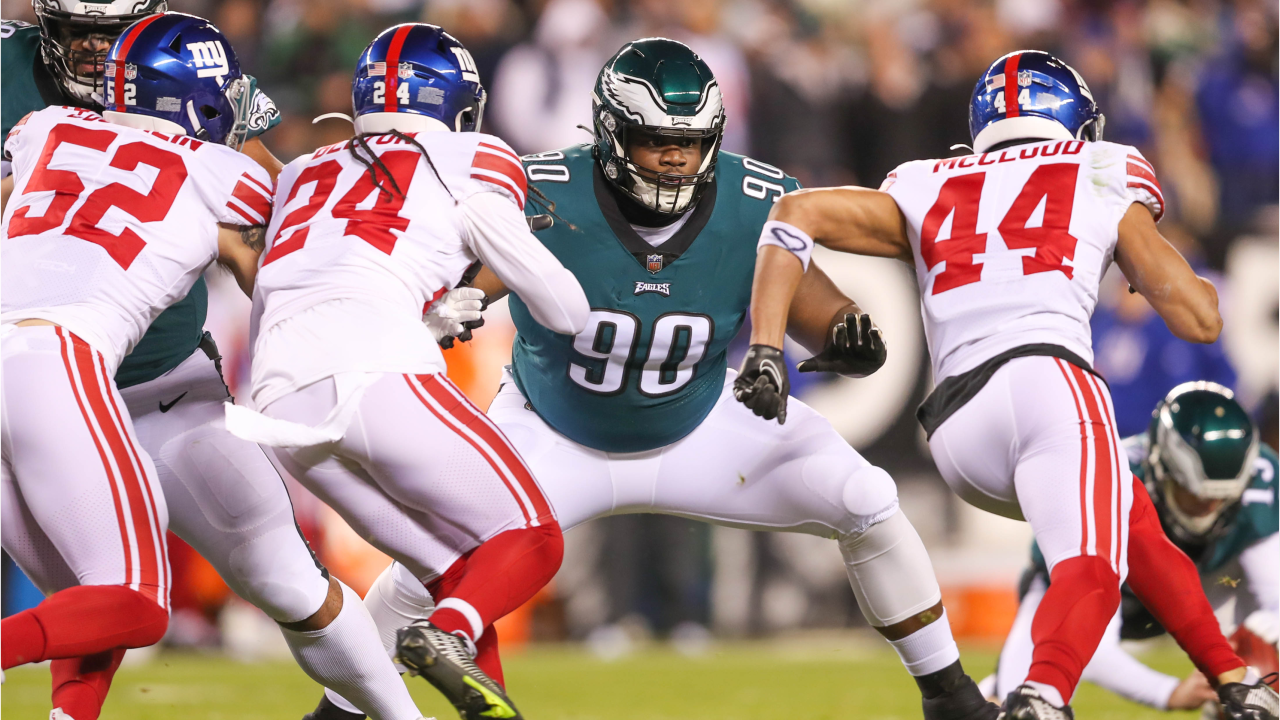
left=592, top=38, right=725, bottom=216
left=1145, top=381, right=1260, bottom=543
left=32, top=0, right=168, bottom=104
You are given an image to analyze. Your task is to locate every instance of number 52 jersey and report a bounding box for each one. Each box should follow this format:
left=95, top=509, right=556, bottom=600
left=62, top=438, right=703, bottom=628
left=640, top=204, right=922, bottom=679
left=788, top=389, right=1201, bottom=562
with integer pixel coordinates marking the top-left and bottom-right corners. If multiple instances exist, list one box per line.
left=2, top=106, right=272, bottom=372
left=881, top=139, right=1165, bottom=383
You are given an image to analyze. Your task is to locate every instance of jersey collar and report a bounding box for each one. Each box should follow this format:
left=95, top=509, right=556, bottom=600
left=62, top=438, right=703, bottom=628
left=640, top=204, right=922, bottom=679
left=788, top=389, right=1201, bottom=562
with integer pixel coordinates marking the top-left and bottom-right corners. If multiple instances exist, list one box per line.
left=592, top=163, right=717, bottom=273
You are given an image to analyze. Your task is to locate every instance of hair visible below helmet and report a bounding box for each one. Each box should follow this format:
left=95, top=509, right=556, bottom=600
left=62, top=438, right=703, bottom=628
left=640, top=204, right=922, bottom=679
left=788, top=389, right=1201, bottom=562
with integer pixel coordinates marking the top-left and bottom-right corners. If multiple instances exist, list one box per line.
left=593, top=38, right=725, bottom=216
left=968, top=50, right=1104, bottom=154
left=1145, top=381, right=1260, bottom=544
left=100, top=12, right=252, bottom=149
left=350, top=23, right=486, bottom=136
left=33, top=0, right=169, bottom=104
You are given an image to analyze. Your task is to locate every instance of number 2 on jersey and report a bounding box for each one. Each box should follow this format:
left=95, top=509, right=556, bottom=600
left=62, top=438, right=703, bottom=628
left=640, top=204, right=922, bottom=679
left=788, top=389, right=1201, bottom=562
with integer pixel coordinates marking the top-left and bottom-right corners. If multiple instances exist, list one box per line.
left=921, top=163, right=1080, bottom=295
left=570, top=310, right=713, bottom=396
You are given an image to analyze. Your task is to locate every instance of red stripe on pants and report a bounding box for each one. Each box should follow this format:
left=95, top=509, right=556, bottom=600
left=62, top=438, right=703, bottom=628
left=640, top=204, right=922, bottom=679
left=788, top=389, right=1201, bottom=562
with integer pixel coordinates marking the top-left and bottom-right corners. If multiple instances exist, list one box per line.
left=1053, top=359, right=1092, bottom=557
left=69, top=334, right=161, bottom=605
left=56, top=328, right=133, bottom=589
left=419, top=374, right=554, bottom=524
left=402, top=375, right=533, bottom=525
left=1072, top=364, right=1113, bottom=566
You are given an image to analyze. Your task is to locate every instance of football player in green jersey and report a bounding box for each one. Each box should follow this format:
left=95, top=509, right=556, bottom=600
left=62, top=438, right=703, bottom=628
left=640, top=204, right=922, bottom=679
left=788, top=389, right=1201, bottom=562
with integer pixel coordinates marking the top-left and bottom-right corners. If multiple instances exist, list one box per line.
left=991, top=382, right=1278, bottom=712
left=313, top=38, right=998, bottom=720
left=3, top=7, right=426, bottom=720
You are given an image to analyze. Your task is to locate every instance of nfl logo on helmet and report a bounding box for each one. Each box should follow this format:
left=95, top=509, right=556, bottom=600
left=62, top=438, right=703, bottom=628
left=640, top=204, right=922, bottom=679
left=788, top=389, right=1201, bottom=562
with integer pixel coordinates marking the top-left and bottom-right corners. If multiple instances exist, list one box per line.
left=398, top=62, right=414, bottom=79
left=646, top=254, right=664, bottom=274
left=124, top=63, right=138, bottom=80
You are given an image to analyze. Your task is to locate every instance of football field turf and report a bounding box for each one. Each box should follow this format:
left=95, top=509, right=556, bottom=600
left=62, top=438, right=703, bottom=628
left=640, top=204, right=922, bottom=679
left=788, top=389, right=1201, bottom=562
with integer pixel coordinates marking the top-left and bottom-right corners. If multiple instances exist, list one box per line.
left=2, top=638, right=1201, bottom=719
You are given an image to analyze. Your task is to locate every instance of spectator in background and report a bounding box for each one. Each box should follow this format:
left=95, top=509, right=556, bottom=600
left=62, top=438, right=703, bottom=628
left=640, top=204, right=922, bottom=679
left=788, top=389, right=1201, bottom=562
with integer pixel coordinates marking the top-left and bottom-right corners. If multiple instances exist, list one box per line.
left=1092, top=227, right=1238, bottom=436
left=423, top=0, right=524, bottom=92
left=488, top=0, right=614, bottom=154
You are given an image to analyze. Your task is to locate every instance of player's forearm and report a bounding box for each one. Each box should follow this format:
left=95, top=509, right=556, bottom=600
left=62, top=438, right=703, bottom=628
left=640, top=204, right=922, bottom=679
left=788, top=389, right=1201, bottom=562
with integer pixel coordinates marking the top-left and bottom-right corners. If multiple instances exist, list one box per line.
left=749, top=246, right=805, bottom=349
left=1116, top=204, right=1221, bottom=343
left=1079, top=630, right=1181, bottom=709
left=241, top=138, right=284, bottom=182
left=470, top=265, right=510, bottom=302
left=786, top=262, right=859, bottom=355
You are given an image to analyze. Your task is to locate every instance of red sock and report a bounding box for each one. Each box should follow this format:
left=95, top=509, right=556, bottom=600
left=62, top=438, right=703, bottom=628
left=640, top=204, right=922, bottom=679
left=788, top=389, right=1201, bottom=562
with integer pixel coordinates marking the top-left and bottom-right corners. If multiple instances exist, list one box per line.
left=50, top=649, right=127, bottom=720
left=474, top=624, right=504, bottom=687
left=1026, top=555, right=1121, bottom=703
left=1, top=585, right=167, bottom=669
left=427, top=523, right=563, bottom=642
left=1126, top=479, right=1244, bottom=680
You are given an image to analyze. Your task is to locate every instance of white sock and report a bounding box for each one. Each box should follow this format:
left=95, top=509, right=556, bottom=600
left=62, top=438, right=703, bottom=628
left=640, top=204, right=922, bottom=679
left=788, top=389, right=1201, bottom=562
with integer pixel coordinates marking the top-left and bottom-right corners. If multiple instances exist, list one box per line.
left=886, top=609, right=962, bottom=677
left=328, top=563, right=437, bottom=715
left=280, top=580, right=422, bottom=720
left=1025, top=681, right=1066, bottom=708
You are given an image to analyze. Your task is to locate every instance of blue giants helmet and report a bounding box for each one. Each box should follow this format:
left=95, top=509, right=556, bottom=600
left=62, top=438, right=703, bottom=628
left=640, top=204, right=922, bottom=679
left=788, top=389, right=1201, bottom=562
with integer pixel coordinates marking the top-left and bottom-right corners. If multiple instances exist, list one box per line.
left=968, top=50, right=1104, bottom=154
left=101, top=12, right=253, bottom=148
left=351, top=24, right=486, bottom=135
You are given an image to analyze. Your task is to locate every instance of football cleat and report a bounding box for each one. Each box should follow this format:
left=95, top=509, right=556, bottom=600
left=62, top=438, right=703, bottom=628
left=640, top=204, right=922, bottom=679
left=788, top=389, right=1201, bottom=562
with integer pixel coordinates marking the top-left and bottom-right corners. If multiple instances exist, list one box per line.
left=50, top=709, right=76, bottom=720
left=301, top=694, right=366, bottom=720
left=923, top=673, right=1001, bottom=720
left=1218, top=672, right=1279, bottom=720
left=395, top=622, right=521, bottom=720
left=998, top=684, right=1073, bottom=720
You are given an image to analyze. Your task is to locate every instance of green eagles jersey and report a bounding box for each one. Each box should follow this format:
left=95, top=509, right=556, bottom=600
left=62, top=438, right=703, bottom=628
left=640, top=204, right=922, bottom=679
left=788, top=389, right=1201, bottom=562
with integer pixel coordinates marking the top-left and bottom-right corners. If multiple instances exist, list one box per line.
left=510, top=145, right=800, bottom=453
left=3, top=20, right=207, bottom=388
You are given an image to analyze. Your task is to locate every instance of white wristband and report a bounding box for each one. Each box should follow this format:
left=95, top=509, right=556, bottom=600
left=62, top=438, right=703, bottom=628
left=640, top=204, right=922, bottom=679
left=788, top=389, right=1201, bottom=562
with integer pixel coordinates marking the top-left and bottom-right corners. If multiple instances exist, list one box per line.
left=757, top=220, right=815, bottom=271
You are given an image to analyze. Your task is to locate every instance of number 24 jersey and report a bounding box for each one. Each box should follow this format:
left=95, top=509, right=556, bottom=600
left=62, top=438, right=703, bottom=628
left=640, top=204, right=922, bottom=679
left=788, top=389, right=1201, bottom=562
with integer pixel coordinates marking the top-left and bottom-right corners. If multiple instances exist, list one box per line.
left=1, top=106, right=271, bottom=372
left=882, top=139, right=1165, bottom=383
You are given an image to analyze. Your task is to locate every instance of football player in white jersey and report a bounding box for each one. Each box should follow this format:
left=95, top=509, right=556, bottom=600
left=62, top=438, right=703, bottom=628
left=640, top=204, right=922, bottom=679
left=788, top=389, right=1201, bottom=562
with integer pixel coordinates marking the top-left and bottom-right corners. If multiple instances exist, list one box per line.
left=223, top=23, right=589, bottom=720
left=736, top=51, right=1278, bottom=720
left=2, top=14, right=432, bottom=720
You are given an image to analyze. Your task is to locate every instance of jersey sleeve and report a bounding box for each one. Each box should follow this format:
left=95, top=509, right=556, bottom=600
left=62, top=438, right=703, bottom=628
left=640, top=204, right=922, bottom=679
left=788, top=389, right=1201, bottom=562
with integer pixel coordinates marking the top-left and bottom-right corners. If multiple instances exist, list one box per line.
left=211, top=155, right=275, bottom=227
left=1123, top=148, right=1165, bottom=221
left=466, top=136, right=527, bottom=211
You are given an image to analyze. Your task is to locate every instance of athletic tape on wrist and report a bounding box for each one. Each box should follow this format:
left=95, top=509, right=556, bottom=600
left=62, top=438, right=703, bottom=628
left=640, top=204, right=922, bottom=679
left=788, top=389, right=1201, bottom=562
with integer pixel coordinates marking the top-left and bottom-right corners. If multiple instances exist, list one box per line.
left=757, top=220, right=815, bottom=272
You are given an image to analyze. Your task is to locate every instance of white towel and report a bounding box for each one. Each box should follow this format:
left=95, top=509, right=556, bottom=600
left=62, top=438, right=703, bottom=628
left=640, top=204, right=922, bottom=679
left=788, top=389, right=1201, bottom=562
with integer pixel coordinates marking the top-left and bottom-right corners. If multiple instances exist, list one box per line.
left=225, top=372, right=378, bottom=448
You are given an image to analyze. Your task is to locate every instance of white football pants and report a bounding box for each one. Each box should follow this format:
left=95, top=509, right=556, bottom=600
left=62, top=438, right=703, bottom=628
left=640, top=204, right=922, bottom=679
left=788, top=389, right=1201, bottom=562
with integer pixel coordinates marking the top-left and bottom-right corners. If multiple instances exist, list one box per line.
left=119, top=343, right=330, bottom=623
left=1, top=326, right=169, bottom=608
left=930, top=356, right=1134, bottom=579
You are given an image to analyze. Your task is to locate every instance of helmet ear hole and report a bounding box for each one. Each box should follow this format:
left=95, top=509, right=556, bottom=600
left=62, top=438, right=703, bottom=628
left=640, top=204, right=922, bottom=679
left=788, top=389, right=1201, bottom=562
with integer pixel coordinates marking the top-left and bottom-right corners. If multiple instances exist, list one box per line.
left=169, top=34, right=182, bottom=53
left=200, top=105, right=220, bottom=120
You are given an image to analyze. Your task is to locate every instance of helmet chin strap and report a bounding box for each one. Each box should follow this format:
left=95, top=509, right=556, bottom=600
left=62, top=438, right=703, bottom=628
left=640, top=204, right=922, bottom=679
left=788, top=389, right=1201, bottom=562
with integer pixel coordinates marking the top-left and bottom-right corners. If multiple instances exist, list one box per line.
left=1162, top=477, right=1225, bottom=536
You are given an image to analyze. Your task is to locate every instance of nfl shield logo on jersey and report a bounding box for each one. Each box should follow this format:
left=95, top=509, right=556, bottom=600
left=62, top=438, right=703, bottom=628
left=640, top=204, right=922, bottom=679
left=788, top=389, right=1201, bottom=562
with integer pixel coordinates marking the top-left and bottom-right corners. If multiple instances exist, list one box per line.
left=646, top=254, right=664, bottom=274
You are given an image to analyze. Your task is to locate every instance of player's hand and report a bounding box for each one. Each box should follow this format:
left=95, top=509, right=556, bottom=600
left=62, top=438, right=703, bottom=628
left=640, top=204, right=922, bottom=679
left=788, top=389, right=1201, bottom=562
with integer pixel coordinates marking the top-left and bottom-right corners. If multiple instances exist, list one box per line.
left=797, top=312, right=887, bottom=378
left=1166, top=671, right=1215, bottom=710
left=527, top=214, right=554, bottom=232
left=734, top=345, right=790, bottom=424
left=243, top=75, right=282, bottom=140
left=425, top=288, right=486, bottom=348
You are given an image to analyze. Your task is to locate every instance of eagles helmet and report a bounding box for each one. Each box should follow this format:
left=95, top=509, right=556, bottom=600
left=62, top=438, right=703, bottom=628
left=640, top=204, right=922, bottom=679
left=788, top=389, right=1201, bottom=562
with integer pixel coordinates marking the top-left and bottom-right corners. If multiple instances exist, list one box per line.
left=33, top=0, right=168, bottom=104
left=1145, top=381, right=1260, bottom=544
left=969, top=50, right=1104, bottom=154
left=593, top=38, right=725, bottom=216
left=102, top=13, right=253, bottom=149
left=351, top=23, right=486, bottom=135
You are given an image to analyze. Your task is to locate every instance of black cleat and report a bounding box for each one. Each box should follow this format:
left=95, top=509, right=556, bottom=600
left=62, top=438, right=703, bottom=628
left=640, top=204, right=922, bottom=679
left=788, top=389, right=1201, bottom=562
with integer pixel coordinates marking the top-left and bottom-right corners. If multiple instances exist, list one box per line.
left=395, top=622, right=521, bottom=720
left=1218, top=672, right=1279, bottom=720
left=302, top=694, right=366, bottom=720
left=922, top=672, right=1000, bottom=720
left=998, top=684, right=1074, bottom=720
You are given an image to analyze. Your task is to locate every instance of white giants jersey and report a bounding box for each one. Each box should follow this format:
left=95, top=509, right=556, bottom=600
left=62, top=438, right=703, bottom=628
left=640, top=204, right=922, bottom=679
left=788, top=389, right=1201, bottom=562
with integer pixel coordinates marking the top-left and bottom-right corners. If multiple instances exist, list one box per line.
left=882, top=139, right=1165, bottom=382
left=2, top=106, right=272, bottom=372
left=250, top=130, right=530, bottom=408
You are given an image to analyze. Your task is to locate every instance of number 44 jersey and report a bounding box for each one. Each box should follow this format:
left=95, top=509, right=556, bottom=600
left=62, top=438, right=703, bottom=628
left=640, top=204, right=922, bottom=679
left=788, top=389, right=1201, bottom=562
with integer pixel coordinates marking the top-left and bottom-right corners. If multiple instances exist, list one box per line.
left=881, top=139, right=1165, bottom=384
left=512, top=145, right=801, bottom=453
left=2, top=106, right=272, bottom=372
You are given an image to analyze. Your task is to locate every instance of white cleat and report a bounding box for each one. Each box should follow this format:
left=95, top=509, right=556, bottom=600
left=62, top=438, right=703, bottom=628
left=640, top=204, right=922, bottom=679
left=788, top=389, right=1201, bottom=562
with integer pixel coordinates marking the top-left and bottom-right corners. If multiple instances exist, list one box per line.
left=51, top=709, right=77, bottom=720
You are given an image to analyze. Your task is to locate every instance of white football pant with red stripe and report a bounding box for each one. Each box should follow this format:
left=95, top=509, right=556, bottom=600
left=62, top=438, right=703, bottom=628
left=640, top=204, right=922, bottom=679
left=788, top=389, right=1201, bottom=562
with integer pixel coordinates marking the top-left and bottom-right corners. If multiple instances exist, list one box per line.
left=930, top=355, right=1134, bottom=581
left=262, top=372, right=554, bottom=581
left=1, top=326, right=169, bottom=606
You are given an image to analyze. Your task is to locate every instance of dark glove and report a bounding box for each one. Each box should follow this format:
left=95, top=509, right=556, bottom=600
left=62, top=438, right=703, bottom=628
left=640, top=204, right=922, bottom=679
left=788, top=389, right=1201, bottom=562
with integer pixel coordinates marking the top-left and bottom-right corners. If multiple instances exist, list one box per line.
left=1217, top=673, right=1278, bottom=720
left=733, top=345, right=790, bottom=424
left=797, top=312, right=887, bottom=378
left=527, top=214, right=554, bottom=231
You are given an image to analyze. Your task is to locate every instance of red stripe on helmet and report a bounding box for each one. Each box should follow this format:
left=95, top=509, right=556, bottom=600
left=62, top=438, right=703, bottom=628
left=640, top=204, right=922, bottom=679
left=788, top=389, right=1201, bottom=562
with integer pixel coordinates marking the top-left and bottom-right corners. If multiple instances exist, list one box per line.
left=1003, top=52, right=1022, bottom=119
left=112, top=13, right=165, bottom=112
left=383, top=25, right=414, bottom=113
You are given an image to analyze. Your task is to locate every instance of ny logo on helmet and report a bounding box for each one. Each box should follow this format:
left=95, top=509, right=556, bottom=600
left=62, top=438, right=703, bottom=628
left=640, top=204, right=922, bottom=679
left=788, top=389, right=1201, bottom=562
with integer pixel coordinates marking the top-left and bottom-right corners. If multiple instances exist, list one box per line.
left=187, top=41, right=229, bottom=85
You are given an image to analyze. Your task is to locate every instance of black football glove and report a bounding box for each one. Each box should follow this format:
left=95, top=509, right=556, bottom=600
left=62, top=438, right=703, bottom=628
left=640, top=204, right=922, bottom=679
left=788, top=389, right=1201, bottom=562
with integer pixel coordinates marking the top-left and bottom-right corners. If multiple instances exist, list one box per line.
left=527, top=214, right=554, bottom=232
left=733, top=345, right=790, bottom=424
left=796, top=312, right=887, bottom=378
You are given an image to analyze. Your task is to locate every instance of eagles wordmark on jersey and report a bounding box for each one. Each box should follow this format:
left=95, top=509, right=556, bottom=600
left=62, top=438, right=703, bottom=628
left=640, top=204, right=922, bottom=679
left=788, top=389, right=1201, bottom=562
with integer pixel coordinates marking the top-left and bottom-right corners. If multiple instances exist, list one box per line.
left=510, top=144, right=800, bottom=453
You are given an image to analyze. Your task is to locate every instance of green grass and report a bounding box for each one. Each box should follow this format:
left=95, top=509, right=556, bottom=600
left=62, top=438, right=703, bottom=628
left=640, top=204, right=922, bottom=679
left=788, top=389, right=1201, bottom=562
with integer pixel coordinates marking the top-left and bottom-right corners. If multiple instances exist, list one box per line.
left=2, top=638, right=1203, bottom=719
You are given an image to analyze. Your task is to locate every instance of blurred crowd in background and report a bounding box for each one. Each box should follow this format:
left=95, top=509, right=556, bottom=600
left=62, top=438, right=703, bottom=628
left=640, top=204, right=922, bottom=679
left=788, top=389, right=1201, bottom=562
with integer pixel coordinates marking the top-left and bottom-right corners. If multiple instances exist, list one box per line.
left=2, top=0, right=1277, bottom=660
